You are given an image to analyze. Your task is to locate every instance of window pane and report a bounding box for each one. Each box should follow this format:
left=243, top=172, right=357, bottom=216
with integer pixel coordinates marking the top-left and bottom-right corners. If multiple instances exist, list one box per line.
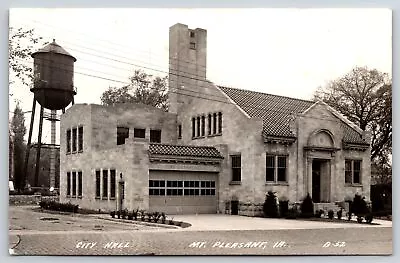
left=213, top=113, right=217, bottom=134
left=150, top=129, right=162, bottom=143
left=160, top=189, right=165, bottom=196
left=117, top=127, right=129, bottom=145
left=210, top=181, right=215, bottom=188
left=72, top=171, right=76, bottom=196
left=218, top=112, right=222, bottom=134
left=134, top=128, right=145, bottom=138
left=208, top=114, right=212, bottom=135
left=95, top=170, right=100, bottom=197
left=184, top=189, right=190, bottom=195
left=192, top=118, right=196, bottom=138
left=67, top=172, right=71, bottom=196
left=72, top=128, right=77, bottom=152
left=177, top=181, right=183, bottom=187
left=345, top=171, right=352, bottom=184
left=232, top=169, right=241, bottom=181
left=78, top=127, right=83, bottom=151
left=110, top=170, right=116, bottom=198
left=277, top=168, right=286, bottom=182
left=278, top=156, right=286, bottom=168
left=266, top=168, right=274, bottom=182
left=197, top=117, right=200, bottom=137
left=102, top=170, right=108, bottom=198
left=201, top=116, right=205, bottom=136
left=66, top=130, right=71, bottom=153
left=78, top=171, right=82, bottom=196
left=159, top=180, right=165, bottom=187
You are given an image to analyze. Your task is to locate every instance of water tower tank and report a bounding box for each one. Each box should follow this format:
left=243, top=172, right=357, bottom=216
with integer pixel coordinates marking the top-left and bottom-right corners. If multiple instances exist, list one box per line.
left=31, top=40, right=77, bottom=110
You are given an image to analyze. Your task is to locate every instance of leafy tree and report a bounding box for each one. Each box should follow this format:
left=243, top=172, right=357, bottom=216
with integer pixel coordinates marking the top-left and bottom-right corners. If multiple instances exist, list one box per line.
left=9, top=27, right=46, bottom=96
left=100, top=69, right=168, bottom=111
left=11, top=103, right=27, bottom=191
left=263, top=191, right=279, bottom=218
left=314, top=66, right=392, bottom=167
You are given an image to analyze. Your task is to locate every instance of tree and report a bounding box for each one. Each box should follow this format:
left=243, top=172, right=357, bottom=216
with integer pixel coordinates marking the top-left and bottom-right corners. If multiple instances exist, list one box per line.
left=314, top=66, right=392, bottom=166
left=9, top=27, right=46, bottom=96
left=100, top=69, right=168, bottom=111
left=11, top=103, right=27, bottom=191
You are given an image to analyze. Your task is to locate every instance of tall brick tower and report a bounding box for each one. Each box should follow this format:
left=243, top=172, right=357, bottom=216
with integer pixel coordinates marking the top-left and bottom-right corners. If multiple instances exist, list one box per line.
left=168, top=23, right=207, bottom=114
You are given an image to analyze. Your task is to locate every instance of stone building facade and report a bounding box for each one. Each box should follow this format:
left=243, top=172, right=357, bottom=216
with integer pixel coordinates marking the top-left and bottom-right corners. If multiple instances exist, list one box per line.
left=60, top=23, right=371, bottom=215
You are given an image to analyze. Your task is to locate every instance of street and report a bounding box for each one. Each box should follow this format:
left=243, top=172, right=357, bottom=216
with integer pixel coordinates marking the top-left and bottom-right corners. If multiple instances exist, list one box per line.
left=9, top=206, right=392, bottom=255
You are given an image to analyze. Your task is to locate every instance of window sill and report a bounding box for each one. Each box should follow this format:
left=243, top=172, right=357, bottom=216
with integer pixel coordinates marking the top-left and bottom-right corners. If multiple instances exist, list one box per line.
left=345, top=183, right=363, bottom=187
left=66, top=152, right=71, bottom=155
left=78, top=150, right=83, bottom=153
left=110, top=197, right=116, bottom=200
left=95, top=197, right=100, bottom=199
left=192, top=136, right=206, bottom=140
left=229, top=181, right=242, bottom=185
left=207, top=133, right=222, bottom=138
left=71, top=195, right=76, bottom=198
left=78, top=196, right=82, bottom=199
left=265, top=182, right=289, bottom=186
left=66, top=195, right=71, bottom=198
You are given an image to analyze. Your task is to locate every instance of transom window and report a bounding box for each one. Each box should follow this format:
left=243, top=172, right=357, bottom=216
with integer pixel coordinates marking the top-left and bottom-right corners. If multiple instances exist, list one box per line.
left=134, top=128, right=145, bottom=138
left=345, top=160, right=361, bottom=184
left=266, top=155, right=288, bottom=183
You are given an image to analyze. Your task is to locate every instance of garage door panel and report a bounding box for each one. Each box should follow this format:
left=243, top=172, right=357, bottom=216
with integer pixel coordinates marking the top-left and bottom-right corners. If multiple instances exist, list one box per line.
left=149, top=170, right=218, bottom=214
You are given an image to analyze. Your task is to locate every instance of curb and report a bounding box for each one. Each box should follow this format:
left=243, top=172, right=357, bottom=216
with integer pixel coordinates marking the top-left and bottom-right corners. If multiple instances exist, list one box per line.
left=96, top=216, right=180, bottom=229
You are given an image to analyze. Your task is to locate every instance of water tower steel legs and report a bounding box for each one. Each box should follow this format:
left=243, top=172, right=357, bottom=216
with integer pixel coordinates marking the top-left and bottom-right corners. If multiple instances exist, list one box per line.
left=49, top=110, right=56, bottom=189
left=23, top=98, right=37, bottom=190
left=34, top=106, right=44, bottom=187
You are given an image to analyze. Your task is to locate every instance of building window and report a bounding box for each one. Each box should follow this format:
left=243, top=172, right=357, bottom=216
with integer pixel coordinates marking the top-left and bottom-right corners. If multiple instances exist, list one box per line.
left=266, top=155, right=288, bottom=183
left=134, top=128, right=145, bottom=138
left=201, top=116, right=205, bottom=136
left=266, top=156, right=275, bottom=182
left=218, top=112, right=222, bottom=134
left=78, top=171, right=82, bottom=197
left=345, top=160, right=362, bottom=184
left=67, top=172, right=71, bottom=196
left=231, top=155, right=241, bottom=182
left=102, top=170, right=108, bottom=198
left=110, top=169, right=116, bottom=198
left=95, top=170, right=100, bottom=198
left=196, top=117, right=201, bottom=137
left=117, top=127, right=129, bottom=145
left=190, top=31, right=195, bottom=38
left=72, top=171, right=76, bottom=197
left=178, top=124, right=182, bottom=139
left=213, top=113, right=217, bottom=134
left=78, top=126, right=83, bottom=152
left=72, top=128, right=77, bottom=152
left=192, top=118, right=196, bottom=138
left=150, top=129, right=162, bottom=143
left=66, top=129, right=71, bottom=154
left=190, top=42, right=196, bottom=50
left=208, top=114, right=212, bottom=135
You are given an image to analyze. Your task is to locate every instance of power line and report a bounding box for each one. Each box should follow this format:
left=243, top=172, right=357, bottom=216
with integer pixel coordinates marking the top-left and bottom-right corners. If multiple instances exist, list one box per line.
left=13, top=18, right=207, bottom=70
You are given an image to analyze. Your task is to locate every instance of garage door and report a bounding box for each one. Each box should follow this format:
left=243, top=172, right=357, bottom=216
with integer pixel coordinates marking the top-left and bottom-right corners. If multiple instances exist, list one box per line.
left=149, top=170, right=218, bottom=214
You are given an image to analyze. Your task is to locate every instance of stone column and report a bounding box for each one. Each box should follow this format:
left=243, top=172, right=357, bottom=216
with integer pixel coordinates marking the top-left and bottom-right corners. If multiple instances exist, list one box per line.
left=307, top=157, right=313, bottom=197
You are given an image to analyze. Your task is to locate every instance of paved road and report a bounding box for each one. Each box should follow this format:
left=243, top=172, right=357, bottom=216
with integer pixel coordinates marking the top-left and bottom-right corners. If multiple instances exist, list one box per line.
left=9, top=206, right=392, bottom=256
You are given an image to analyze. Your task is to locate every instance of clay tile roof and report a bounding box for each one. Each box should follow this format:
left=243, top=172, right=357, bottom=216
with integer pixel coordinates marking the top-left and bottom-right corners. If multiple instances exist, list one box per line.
left=149, top=144, right=224, bottom=159
left=218, top=86, right=368, bottom=145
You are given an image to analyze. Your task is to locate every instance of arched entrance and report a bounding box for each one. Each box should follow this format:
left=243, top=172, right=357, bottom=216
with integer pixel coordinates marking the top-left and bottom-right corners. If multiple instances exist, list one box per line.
left=305, top=129, right=339, bottom=203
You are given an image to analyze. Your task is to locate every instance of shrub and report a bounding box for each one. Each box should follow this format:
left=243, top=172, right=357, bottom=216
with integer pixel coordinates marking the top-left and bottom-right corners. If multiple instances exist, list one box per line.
left=160, top=212, right=166, bottom=224
left=132, top=209, right=139, bottom=220
left=279, top=200, right=289, bottom=218
left=286, top=207, right=299, bottom=219
left=140, top=210, right=146, bottom=221
left=352, top=194, right=369, bottom=216
left=110, top=211, right=115, bottom=218
left=300, top=193, right=314, bottom=218
left=39, top=200, right=78, bottom=213
left=365, top=213, right=373, bottom=224
left=127, top=212, right=133, bottom=220
left=263, top=191, right=279, bottom=218
left=316, top=209, right=325, bottom=218
left=328, top=210, right=334, bottom=219
left=337, top=209, right=343, bottom=220
left=116, top=210, right=120, bottom=219
left=169, top=217, right=175, bottom=225
left=121, top=209, right=128, bottom=219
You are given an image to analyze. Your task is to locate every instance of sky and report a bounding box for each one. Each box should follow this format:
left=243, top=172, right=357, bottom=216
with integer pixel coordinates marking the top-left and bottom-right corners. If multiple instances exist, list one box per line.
left=8, top=8, right=392, bottom=144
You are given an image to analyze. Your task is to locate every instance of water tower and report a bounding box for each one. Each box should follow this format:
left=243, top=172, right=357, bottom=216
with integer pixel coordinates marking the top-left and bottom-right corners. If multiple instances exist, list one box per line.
left=23, top=40, right=77, bottom=191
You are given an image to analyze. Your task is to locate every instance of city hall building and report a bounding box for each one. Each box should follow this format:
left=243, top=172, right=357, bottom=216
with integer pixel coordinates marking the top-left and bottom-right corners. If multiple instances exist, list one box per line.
left=60, top=23, right=371, bottom=215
